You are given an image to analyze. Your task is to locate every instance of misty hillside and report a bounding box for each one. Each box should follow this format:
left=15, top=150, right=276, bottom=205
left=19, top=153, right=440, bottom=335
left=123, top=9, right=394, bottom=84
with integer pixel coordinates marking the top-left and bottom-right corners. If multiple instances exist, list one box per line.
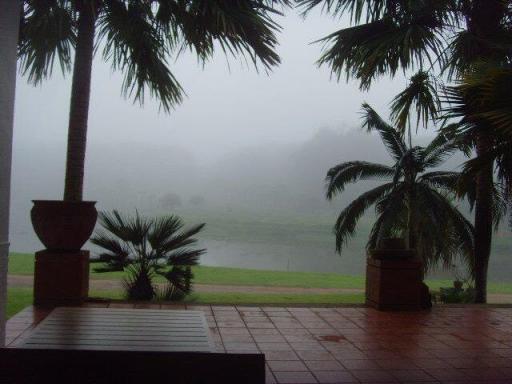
left=10, top=127, right=510, bottom=280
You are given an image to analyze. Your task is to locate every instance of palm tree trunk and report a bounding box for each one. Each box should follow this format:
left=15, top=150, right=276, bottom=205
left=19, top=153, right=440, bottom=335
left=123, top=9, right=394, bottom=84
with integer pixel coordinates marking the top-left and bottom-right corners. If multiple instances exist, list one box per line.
left=467, top=0, right=503, bottom=304
left=63, top=3, right=97, bottom=201
left=473, top=134, right=494, bottom=303
left=406, top=181, right=417, bottom=251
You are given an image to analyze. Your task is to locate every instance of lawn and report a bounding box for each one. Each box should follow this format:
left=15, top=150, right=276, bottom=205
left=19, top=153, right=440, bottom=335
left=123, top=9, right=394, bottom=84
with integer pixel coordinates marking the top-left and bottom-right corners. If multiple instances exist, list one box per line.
left=9, top=253, right=512, bottom=293
left=6, top=288, right=364, bottom=319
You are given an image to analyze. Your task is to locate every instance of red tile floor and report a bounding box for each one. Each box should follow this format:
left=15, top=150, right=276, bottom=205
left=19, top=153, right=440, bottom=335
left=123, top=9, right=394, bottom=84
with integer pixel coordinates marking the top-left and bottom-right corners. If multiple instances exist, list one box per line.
left=7, top=304, right=512, bottom=383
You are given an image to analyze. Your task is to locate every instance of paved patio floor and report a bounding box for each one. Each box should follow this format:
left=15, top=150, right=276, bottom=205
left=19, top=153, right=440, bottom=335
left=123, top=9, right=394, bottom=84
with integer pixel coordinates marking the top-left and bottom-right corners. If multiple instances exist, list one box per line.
left=7, top=303, right=512, bottom=383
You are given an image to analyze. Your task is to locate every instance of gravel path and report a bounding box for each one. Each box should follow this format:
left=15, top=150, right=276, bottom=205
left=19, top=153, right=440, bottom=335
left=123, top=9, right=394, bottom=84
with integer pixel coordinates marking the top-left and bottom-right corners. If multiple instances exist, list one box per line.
left=7, top=275, right=512, bottom=303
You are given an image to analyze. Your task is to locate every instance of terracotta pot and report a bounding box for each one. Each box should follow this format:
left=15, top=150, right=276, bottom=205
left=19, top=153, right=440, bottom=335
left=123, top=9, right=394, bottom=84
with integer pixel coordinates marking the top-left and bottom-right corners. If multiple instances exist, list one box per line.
left=31, top=200, right=97, bottom=251
left=453, top=280, right=463, bottom=290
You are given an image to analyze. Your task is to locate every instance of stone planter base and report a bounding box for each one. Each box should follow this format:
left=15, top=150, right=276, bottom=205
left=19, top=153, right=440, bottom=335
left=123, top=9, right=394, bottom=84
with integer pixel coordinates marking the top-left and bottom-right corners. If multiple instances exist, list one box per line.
left=366, top=257, right=429, bottom=311
left=34, top=250, right=89, bottom=306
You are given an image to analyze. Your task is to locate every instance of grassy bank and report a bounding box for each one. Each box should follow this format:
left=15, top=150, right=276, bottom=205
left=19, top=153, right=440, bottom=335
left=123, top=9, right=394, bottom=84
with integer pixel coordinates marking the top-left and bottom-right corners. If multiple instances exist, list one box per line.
left=6, top=288, right=364, bottom=319
left=8, top=253, right=512, bottom=294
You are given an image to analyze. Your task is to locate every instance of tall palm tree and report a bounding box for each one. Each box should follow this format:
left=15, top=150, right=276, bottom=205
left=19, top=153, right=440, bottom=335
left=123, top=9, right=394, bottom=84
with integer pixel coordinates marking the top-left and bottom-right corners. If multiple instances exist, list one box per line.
left=326, top=104, right=475, bottom=273
left=299, top=0, right=512, bottom=302
left=18, top=0, right=288, bottom=201
left=91, top=210, right=205, bottom=301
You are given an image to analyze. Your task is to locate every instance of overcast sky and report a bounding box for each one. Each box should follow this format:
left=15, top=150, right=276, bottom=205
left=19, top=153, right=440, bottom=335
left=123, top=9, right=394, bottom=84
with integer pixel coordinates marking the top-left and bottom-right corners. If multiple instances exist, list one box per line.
left=13, top=8, right=409, bottom=164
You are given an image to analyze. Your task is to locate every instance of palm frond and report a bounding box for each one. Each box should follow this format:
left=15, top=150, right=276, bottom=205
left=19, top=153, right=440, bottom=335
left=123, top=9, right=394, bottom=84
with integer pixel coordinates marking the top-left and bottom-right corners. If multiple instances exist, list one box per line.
left=334, top=182, right=395, bottom=252
left=98, top=1, right=184, bottom=112
left=390, top=70, right=440, bottom=134
left=419, top=171, right=460, bottom=194
left=315, top=11, right=443, bottom=89
left=18, top=1, right=76, bottom=84
left=361, top=103, right=407, bottom=160
left=147, top=215, right=184, bottom=250
left=325, top=161, right=394, bottom=199
left=153, top=0, right=285, bottom=70
left=159, top=223, right=206, bottom=252
left=368, top=184, right=408, bottom=249
left=167, top=248, right=205, bottom=267
left=415, top=184, right=475, bottom=274
left=298, top=0, right=459, bottom=24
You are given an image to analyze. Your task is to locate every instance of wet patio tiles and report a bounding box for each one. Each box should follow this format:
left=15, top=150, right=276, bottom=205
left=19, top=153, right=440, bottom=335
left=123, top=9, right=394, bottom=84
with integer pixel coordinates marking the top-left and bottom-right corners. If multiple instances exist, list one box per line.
left=273, top=370, right=319, bottom=383
left=257, top=342, right=295, bottom=352
left=285, top=334, right=318, bottom=343
left=304, top=360, right=346, bottom=371
left=478, top=357, right=512, bottom=367
left=373, top=359, right=417, bottom=370
left=349, top=369, right=398, bottom=382
left=313, top=370, right=359, bottom=383
left=289, top=341, right=327, bottom=351
left=252, top=334, right=288, bottom=343
left=7, top=304, right=512, bottom=383
left=249, top=328, right=281, bottom=335
left=268, top=360, right=310, bottom=372
left=388, top=369, right=436, bottom=382
left=340, top=359, right=382, bottom=370
left=247, top=322, right=277, bottom=329
left=411, top=358, right=453, bottom=369
left=296, top=350, right=337, bottom=361
left=264, top=350, right=301, bottom=361
left=422, top=368, right=471, bottom=381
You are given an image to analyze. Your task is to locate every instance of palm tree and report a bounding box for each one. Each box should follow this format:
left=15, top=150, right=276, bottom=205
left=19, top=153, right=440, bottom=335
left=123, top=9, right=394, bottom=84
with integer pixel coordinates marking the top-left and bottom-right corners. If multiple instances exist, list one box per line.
left=18, top=1, right=288, bottom=201
left=444, top=65, right=512, bottom=202
left=91, top=210, right=205, bottom=301
left=299, top=0, right=512, bottom=302
left=326, top=104, right=475, bottom=273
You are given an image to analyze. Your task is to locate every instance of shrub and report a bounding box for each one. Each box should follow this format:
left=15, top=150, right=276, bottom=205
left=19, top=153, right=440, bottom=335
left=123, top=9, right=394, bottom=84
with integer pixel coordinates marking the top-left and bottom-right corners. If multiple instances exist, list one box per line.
left=91, top=210, right=205, bottom=301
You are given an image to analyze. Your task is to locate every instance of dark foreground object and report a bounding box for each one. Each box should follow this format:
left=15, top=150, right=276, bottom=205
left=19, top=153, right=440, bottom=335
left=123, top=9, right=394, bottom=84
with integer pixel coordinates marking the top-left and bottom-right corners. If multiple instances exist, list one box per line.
left=34, top=250, right=89, bottom=306
left=30, top=200, right=97, bottom=251
left=366, top=256, right=431, bottom=310
left=0, top=348, right=265, bottom=384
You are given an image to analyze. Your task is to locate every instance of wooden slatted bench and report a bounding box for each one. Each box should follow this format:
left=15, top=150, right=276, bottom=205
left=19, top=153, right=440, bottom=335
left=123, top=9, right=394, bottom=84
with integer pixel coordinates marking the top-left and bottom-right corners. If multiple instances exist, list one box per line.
left=0, top=307, right=265, bottom=384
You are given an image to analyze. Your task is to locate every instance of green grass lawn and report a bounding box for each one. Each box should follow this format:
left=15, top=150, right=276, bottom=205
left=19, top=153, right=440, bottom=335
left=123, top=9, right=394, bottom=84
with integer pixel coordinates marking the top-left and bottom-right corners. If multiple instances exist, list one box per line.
left=6, top=288, right=364, bottom=319
left=9, top=253, right=512, bottom=293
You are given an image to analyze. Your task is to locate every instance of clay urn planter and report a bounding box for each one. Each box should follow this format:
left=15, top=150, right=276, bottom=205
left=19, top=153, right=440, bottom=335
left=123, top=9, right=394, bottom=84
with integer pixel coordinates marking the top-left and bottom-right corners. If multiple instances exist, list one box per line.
left=31, top=200, right=97, bottom=251
left=31, top=200, right=97, bottom=306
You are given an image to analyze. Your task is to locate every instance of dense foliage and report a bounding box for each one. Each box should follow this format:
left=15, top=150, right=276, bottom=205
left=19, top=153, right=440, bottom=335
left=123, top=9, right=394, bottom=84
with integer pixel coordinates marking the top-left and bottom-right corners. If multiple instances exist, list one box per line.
left=300, top=0, right=512, bottom=302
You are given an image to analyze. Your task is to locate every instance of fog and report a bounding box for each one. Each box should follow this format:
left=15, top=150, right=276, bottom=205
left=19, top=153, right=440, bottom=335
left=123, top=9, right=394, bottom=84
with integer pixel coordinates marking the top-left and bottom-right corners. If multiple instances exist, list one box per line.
left=10, top=9, right=511, bottom=279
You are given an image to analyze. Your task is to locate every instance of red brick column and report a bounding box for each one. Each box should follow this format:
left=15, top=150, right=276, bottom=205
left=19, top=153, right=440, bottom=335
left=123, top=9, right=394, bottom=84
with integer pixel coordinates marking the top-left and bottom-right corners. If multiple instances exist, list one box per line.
left=34, top=250, right=89, bottom=306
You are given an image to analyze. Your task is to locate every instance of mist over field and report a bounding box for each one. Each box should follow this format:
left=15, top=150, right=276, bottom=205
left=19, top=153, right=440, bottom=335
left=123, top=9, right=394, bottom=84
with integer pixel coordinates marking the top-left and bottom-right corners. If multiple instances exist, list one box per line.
left=10, top=127, right=511, bottom=281
left=10, top=8, right=511, bottom=281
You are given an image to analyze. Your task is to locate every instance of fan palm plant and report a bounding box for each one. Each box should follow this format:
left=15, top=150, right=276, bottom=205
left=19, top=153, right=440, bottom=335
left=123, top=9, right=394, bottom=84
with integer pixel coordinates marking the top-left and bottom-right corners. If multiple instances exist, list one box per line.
left=326, top=104, right=475, bottom=273
left=91, top=211, right=205, bottom=301
left=299, top=0, right=512, bottom=302
left=18, top=0, right=288, bottom=201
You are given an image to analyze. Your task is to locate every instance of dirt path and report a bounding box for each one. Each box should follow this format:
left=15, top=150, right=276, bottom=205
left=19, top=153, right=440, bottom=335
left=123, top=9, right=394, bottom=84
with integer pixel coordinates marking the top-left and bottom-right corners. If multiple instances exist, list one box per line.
left=8, top=275, right=512, bottom=303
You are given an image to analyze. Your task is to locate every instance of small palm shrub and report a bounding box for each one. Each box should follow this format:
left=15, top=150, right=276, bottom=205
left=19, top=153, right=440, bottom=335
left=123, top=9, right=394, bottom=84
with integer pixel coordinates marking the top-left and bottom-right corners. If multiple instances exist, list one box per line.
left=91, top=211, right=205, bottom=301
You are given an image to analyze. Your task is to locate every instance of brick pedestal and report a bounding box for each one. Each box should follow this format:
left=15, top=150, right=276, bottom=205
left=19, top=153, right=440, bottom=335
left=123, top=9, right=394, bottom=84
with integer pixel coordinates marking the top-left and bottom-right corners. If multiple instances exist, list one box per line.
left=365, top=256, right=425, bottom=311
left=34, top=250, right=89, bottom=306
